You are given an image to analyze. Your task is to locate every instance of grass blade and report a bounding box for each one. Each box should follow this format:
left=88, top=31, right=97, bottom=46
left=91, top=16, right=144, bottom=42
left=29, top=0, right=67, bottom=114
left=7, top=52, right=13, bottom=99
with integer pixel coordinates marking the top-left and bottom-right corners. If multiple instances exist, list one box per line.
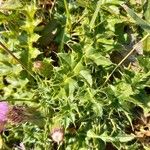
left=102, top=33, right=150, bottom=86
left=122, top=4, right=150, bottom=33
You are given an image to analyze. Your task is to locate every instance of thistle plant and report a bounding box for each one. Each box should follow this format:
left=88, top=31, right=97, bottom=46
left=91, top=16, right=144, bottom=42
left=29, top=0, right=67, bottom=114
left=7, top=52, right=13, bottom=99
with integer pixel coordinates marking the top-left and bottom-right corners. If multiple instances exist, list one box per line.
left=0, top=0, right=150, bottom=149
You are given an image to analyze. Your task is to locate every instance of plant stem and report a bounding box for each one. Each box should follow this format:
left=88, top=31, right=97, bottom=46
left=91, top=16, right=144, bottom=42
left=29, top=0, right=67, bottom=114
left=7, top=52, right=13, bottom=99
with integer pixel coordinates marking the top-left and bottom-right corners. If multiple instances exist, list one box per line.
left=0, top=41, right=35, bottom=79
left=102, top=33, right=150, bottom=86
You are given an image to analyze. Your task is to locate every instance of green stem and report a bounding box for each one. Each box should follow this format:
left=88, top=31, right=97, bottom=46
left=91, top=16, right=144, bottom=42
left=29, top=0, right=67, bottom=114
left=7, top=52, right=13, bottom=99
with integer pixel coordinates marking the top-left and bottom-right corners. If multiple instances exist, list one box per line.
left=0, top=41, right=35, bottom=80
left=63, top=0, right=71, bottom=30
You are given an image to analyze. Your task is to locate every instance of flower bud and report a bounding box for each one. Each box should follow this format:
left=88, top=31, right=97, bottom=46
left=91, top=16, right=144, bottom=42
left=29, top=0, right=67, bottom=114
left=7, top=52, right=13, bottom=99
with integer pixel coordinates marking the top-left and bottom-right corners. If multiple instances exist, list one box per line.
left=33, top=61, right=43, bottom=70
left=33, top=60, right=53, bottom=78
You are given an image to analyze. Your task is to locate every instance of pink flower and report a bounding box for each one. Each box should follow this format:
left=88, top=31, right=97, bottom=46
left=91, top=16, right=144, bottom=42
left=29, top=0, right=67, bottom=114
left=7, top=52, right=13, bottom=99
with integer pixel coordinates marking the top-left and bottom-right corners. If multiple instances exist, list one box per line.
left=0, top=102, right=9, bottom=122
left=51, top=128, right=64, bottom=143
left=0, top=101, right=9, bottom=132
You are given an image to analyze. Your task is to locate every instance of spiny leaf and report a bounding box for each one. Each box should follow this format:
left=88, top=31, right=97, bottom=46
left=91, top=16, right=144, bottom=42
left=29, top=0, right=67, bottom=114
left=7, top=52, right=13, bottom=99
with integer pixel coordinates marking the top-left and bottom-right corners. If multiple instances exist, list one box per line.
left=90, top=0, right=101, bottom=29
left=90, top=54, right=112, bottom=66
left=80, top=70, right=93, bottom=86
left=87, top=130, right=135, bottom=142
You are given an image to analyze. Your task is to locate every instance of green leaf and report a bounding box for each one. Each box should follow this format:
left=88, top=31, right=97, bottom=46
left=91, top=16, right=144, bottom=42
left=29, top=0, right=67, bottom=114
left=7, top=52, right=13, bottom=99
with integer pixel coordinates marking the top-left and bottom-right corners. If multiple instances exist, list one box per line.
left=90, top=0, right=101, bottom=29
left=30, top=48, right=41, bottom=59
left=73, top=59, right=84, bottom=75
left=103, top=0, right=124, bottom=5
left=122, top=4, right=150, bottom=33
left=87, top=130, right=135, bottom=142
left=29, top=33, right=40, bottom=43
left=64, top=78, right=77, bottom=100
left=87, top=130, right=101, bottom=139
left=90, top=54, right=112, bottom=66
left=57, top=88, right=67, bottom=99
left=87, top=130, right=114, bottom=142
left=143, top=0, right=150, bottom=23
left=0, top=0, right=22, bottom=10
left=69, top=112, right=76, bottom=124
left=80, top=70, right=93, bottom=86
left=118, top=134, right=135, bottom=142
left=92, top=103, right=103, bottom=117
left=143, top=36, right=150, bottom=52
left=58, top=53, right=71, bottom=67
left=85, top=45, right=112, bottom=66
left=77, top=0, right=96, bottom=9
left=116, top=82, right=134, bottom=99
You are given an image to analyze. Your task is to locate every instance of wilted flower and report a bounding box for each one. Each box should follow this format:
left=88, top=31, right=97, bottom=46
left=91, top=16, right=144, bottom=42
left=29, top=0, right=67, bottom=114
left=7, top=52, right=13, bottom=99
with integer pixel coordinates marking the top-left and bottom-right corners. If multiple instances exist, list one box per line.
left=51, top=127, right=64, bottom=143
left=0, top=121, right=6, bottom=133
left=0, top=102, right=39, bottom=132
left=0, top=101, right=9, bottom=132
left=8, top=106, right=27, bottom=124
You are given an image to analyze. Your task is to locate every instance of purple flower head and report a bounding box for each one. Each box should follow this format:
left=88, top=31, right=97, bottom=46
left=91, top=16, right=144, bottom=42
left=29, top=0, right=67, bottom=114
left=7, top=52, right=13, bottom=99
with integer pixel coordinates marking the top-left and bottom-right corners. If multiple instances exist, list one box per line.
left=0, top=101, right=9, bottom=122
left=0, top=101, right=9, bottom=133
